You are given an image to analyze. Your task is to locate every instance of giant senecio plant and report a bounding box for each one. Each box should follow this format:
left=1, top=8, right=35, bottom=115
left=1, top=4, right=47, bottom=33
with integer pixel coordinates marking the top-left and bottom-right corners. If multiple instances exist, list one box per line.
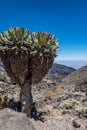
left=0, top=27, right=59, bottom=117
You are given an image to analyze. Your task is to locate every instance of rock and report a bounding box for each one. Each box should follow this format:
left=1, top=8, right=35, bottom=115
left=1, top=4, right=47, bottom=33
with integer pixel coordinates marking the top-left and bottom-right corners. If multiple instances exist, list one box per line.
left=0, top=67, right=11, bottom=83
left=72, top=118, right=87, bottom=130
left=72, top=118, right=81, bottom=128
left=31, top=114, right=76, bottom=130
left=0, top=108, right=36, bottom=130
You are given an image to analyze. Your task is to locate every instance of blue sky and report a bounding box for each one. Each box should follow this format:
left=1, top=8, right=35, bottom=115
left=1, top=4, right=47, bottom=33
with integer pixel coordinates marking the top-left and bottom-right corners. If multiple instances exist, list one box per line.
left=0, top=0, right=87, bottom=60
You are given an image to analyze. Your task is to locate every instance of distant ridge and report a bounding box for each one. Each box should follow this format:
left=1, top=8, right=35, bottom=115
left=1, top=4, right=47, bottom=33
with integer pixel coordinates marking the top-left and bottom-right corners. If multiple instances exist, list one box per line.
left=54, top=59, right=87, bottom=69
left=44, top=63, right=76, bottom=81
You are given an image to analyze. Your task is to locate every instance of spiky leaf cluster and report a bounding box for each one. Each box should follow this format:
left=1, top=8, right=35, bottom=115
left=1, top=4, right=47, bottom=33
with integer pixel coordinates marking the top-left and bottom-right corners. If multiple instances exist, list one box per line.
left=0, top=27, right=29, bottom=48
left=28, top=32, right=59, bottom=55
left=0, top=27, right=59, bottom=56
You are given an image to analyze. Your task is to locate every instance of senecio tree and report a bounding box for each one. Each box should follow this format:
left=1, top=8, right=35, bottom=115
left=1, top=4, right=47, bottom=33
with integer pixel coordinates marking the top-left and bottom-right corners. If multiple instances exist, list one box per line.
left=0, top=27, right=59, bottom=117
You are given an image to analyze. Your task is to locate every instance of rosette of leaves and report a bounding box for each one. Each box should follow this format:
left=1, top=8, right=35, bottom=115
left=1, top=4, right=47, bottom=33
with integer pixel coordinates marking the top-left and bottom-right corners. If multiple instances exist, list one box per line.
left=0, top=28, right=58, bottom=55
left=28, top=32, right=58, bottom=55
left=0, top=27, right=30, bottom=48
left=0, top=27, right=59, bottom=117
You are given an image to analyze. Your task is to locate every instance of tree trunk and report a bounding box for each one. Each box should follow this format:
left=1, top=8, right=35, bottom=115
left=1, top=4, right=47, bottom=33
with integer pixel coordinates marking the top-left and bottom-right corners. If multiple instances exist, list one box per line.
left=20, top=81, right=33, bottom=117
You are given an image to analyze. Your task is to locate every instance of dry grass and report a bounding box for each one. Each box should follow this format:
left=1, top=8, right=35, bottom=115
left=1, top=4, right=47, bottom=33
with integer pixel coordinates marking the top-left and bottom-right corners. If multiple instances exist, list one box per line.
left=46, top=86, right=66, bottom=99
left=56, top=87, right=66, bottom=96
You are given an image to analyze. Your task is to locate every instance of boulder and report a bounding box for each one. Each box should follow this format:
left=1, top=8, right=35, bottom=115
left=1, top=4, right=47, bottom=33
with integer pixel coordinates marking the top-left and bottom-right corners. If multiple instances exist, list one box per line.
left=0, top=108, right=36, bottom=130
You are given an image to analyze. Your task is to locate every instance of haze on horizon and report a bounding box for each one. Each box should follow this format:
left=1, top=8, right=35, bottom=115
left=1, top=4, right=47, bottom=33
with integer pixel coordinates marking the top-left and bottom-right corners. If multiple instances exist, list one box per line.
left=0, top=0, right=87, bottom=61
left=54, top=58, right=87, bottom=69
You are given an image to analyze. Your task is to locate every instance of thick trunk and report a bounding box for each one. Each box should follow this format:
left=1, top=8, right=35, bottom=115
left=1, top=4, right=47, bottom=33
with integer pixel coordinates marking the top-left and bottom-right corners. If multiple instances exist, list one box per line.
left=20, top=81, right=32, bottom=117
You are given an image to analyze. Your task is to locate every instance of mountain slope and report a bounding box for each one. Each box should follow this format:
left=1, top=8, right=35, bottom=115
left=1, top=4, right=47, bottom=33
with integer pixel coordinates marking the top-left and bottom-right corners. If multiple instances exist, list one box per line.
left=62, top=65, right=87, bottom=86
left=44, top=63, right=75, bottom=81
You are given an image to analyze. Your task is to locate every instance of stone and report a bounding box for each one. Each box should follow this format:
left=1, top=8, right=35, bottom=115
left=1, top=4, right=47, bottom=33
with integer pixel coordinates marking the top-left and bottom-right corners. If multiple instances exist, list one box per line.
left=72, top=118, right=81, bottom=128
left=0, top=108, right=36, bottom=130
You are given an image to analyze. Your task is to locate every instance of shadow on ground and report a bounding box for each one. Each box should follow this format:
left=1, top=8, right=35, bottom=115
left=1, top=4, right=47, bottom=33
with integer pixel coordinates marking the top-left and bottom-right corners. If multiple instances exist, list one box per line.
left=8, top=100, right=46, bottom=122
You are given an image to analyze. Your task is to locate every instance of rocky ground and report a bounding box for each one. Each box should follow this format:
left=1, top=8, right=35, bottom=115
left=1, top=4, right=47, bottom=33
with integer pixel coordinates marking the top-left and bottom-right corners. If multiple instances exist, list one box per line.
left=0, top=62, right=87, bottom=130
